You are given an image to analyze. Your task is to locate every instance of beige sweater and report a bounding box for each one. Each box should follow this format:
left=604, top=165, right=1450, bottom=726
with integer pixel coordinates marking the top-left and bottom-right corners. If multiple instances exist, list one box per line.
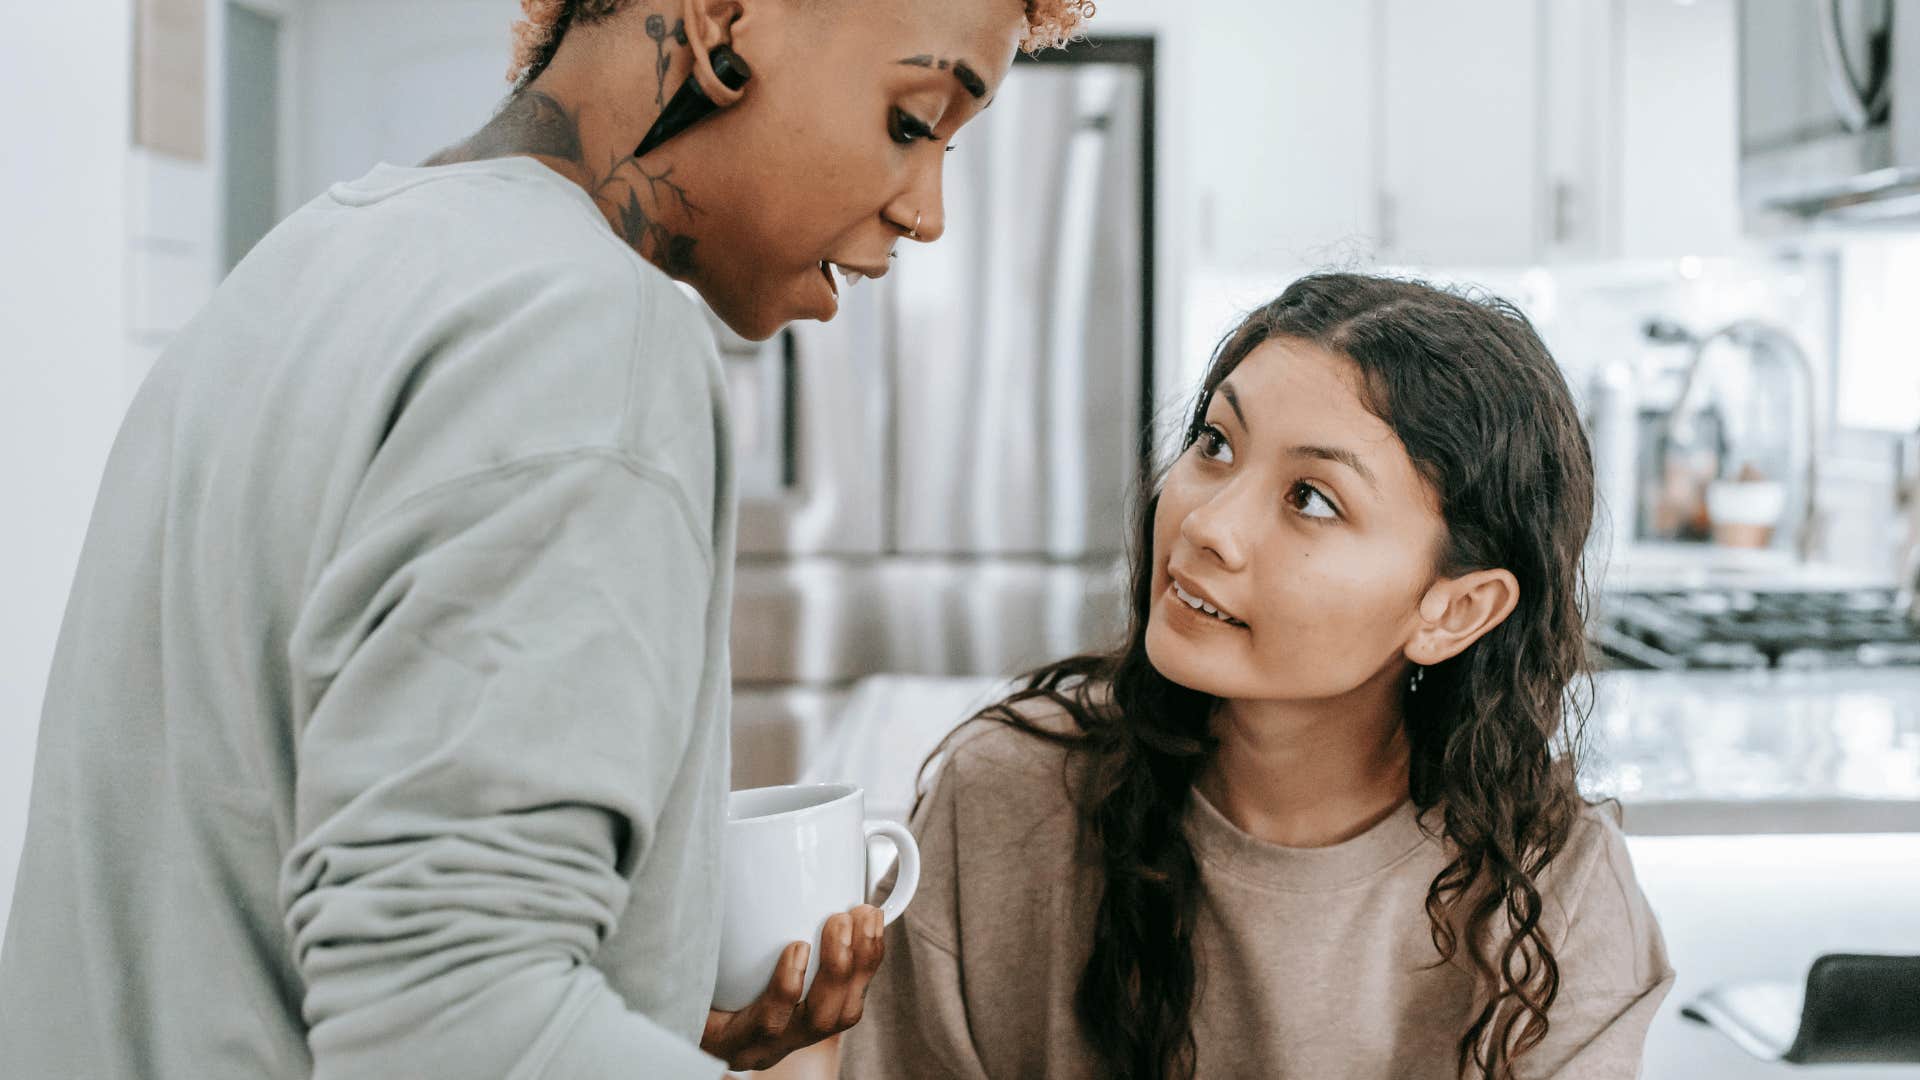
left=840, top=714, right=1674, bottom=1079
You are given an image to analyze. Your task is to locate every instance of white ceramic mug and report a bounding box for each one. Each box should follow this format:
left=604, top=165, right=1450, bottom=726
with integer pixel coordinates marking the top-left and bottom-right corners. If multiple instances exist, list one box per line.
left=712, top=782, right=921, bottom=1013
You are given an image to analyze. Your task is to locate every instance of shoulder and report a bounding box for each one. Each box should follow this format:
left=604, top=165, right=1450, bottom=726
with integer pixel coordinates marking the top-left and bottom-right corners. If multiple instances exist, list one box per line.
left=900, top=694, right=1096, bottom=951
left=1546, top=802, right=1641, bottom=909
left=320, top=158, right=716, bottom=373
left=1538, top=801, right=1672, bottom=992
left=308, top=164, right=728, bottom=528
left=915, top=694, right=1095, bottom=855
left=935, top=696, right=1088, bottom=800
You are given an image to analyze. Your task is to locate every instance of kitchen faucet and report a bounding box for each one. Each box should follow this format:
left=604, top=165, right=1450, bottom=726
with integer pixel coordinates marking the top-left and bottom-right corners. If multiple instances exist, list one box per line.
left=1642, top=318, right=1822, bottom=560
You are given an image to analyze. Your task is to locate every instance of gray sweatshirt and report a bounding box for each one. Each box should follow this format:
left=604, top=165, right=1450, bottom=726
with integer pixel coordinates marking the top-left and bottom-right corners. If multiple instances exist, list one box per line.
left=0, top=156, right=735, bottom=1079
left=841, top=712, right=1675, bottom=1079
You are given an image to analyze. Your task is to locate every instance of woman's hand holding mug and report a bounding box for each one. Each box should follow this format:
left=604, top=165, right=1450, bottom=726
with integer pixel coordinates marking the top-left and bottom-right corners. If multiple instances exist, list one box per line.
left=699, top=903, right=886, bottom=1071
left=699, top=783, right=921, bottom=1072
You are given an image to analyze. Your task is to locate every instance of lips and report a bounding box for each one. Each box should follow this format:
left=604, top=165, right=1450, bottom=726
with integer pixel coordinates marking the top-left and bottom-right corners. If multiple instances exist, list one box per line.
left=809, top=258, right=891, bottom=321
left=1167, top=571, right=1248, bottom=628
left=819, top=259, right=890, bottom=293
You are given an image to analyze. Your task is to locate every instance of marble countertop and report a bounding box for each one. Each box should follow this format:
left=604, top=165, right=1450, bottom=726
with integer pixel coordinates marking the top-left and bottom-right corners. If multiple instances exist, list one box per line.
left=1585, top=668, right=1920, bottom=834
left=794, top=667, right=1920, bottom=839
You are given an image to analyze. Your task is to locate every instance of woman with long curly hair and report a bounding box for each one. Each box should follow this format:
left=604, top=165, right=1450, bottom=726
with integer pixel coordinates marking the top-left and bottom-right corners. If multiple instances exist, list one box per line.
left=0, top=1, right=1089, bottom=1078
left=841, top=273, right=1674, bottom=1079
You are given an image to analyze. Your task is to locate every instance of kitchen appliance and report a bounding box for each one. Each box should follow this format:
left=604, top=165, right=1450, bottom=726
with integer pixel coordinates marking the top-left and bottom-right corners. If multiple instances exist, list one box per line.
left=1637, top=318, right=1821, bottom=557
left=713, top=40, right=1157, bottom=788
left=1739, top=0, right=1920, bottom=220
left=1593, top=587, right=1920, bottom=670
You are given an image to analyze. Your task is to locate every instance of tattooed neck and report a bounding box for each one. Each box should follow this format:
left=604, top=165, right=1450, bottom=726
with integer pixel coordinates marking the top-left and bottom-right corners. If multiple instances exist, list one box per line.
left=643, top=14, right=691, bottom=107
left=424, top=86, right=705, bottom=277
left=421, top=1, right=702, bottom=277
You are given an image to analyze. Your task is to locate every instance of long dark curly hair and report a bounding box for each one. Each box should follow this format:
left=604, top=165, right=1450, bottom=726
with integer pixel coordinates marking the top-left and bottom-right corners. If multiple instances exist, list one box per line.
left=939, top=272, right=1598, bottom=1079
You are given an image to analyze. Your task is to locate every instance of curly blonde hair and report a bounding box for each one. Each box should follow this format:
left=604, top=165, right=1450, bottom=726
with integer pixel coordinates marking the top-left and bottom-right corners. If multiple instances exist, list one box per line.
left=1021, top=0, right=1097, bottom=53
left=508, top=0, right=1095, bottom=85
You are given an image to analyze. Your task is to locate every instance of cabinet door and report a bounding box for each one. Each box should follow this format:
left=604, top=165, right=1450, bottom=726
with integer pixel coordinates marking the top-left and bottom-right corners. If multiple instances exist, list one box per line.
left=1541, top=0, right=1618, bottom=259
left=1618, top=0, right=1740, bottom=258
left=1379, top=0, right=1542, bottom=266
left=1188, top=0, right=1378, bottom=271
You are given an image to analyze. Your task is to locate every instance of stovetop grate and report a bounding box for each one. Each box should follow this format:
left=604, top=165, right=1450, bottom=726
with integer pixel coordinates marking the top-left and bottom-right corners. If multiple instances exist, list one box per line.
left=1593, top=589, right=1920, bottom=670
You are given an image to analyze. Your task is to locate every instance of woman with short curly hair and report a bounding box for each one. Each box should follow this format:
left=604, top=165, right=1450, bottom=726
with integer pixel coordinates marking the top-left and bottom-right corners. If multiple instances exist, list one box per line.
left=0, top=1, right=1084, bottom=1077
left=438, top=0, right=1091, bottom=339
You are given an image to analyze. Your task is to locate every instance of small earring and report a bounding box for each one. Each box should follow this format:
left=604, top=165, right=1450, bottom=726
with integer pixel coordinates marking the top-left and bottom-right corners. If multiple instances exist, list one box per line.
left=1408, top=665, right=1426, bottom=693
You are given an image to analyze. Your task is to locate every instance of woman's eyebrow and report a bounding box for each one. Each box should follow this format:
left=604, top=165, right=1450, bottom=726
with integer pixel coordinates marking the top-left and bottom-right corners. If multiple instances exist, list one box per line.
left=897, top=55, right=990, bottom=100
left=1289, top=445, right=1379, bottom=489
left=1216, top=382, right=1377, bottom=488
left=1219, top=381, right=1249, bottom=430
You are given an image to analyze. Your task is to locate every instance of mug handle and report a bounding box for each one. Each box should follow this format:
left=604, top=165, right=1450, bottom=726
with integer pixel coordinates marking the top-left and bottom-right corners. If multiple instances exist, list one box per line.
left=862, top=819, right=920, bottom=926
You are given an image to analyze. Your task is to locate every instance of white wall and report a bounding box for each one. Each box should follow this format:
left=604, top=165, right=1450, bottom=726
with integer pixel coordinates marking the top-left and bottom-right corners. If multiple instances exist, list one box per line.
left=0, top=2, right=135, bottom=944
left=295, top=0, right=521, bottom=204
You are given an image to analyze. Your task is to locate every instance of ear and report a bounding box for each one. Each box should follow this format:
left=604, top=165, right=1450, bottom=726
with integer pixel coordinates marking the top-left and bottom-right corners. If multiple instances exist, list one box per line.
left=1405, top=568, right=1520, bottom=667
left=678, top=0, right=751, bottom=107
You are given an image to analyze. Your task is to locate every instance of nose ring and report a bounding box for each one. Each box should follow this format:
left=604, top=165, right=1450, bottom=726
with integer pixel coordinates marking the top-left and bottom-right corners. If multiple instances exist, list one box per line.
left=906, top=211, right=922, bottom=240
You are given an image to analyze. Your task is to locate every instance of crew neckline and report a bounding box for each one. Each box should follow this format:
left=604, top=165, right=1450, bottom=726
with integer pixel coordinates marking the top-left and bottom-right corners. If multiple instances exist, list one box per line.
left=331, top=156, right=604, bottom=221
left=1186, top=788, right=1436, bottom=892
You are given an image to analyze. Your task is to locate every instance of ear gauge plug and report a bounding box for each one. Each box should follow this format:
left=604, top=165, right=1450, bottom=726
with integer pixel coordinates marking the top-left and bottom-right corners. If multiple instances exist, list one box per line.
left=634, top=44, right=754, bottom=158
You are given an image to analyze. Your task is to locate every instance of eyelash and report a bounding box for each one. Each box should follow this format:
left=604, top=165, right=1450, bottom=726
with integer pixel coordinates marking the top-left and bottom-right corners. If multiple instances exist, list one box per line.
left=890, top=108, right=957, bottom=152
left=1194, top=422, right=1231, bottom=460
left=1192, top=422, right=1343, bottom=523
left=1287, top=481, right=1340, bottom=522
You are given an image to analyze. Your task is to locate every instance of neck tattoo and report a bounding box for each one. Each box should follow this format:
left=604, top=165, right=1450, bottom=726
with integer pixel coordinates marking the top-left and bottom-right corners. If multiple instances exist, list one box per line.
left=425, top=87, right=704, bottom=276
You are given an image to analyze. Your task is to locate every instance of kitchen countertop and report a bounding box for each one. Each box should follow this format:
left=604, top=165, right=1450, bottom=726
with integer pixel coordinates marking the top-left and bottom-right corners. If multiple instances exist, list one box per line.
left=796, top=668, right=1920, bottom=839
left=1586, top=668, right=1920, bottom=834
left=1595, top=542, right=1892, bottom=594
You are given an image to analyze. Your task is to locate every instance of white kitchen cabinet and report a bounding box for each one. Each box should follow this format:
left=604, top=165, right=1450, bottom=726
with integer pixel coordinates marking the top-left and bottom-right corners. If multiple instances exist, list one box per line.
left=1541, top=0, right=1621, bottom=260
left=1187, top=0, right=1742, bottom=272
left=1615, top=0, right=1742, bottom=259
left=1185, top=0, right=1379, bottom=272
left=1377, top=0, right=1739, bottom=266
left=1378, top=0, right=1543, bottom=266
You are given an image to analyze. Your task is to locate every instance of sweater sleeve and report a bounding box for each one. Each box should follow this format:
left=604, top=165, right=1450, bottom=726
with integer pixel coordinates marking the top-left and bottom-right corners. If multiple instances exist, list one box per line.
left=1519, top=813, right=1677, bottom=1079
left=836, top=756, right=992, bottom=1080
left=280, top=451, right=724, bottom=1080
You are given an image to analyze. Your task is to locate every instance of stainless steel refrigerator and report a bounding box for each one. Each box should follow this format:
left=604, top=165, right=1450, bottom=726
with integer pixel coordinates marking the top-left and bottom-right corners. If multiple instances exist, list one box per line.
left=708, top=42, right=1157, bottom=788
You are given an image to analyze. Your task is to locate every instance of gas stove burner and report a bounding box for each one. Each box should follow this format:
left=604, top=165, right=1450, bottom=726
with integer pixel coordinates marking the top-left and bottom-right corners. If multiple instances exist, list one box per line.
left=1593, top=588, right=1920, bottom=671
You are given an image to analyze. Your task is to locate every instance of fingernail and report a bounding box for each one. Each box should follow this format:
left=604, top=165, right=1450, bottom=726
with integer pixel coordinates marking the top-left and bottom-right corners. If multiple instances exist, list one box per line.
left=794, top=943, right=811, bottom=971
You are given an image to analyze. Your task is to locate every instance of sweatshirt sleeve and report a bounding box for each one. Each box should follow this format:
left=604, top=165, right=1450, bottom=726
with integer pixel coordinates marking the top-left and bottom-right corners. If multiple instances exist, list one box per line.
left=280, top=450, right=724, bottom=1080
left=836, top=757, right=992, bottom=1080
left=1519, top=813, right=1677, bottom=1079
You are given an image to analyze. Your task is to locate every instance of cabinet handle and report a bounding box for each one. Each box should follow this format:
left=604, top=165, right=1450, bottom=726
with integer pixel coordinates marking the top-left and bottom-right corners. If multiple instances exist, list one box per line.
left=1377, top=190, right=1396, bottom=256
left=1553, top=180, right=1574, bottom=247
